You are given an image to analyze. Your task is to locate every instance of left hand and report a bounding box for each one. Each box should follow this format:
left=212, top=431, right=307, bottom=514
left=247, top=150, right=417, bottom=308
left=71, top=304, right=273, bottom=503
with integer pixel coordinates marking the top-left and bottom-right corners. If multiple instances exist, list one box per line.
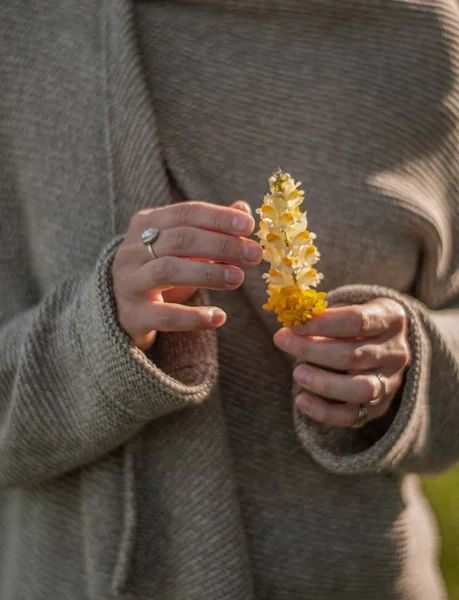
left=273, top=298, right=411, bottom=428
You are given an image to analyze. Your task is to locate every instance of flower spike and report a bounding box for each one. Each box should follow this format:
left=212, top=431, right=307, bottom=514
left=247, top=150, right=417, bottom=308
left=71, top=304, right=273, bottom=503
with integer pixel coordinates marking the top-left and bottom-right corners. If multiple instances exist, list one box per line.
left=256, top=169, right=327, bottom=327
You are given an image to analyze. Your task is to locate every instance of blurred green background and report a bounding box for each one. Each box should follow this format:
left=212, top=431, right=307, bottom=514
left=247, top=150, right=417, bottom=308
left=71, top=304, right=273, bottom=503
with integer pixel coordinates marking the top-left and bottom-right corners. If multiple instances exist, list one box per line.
left=423, top=465, right=459, bottom=599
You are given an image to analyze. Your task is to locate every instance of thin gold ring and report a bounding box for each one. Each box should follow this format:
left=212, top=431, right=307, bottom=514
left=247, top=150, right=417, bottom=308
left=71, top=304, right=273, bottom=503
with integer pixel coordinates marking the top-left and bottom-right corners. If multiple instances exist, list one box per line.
left=369, top=371, right=387, bottom=406
left=351, top=404, right=368, bottom=429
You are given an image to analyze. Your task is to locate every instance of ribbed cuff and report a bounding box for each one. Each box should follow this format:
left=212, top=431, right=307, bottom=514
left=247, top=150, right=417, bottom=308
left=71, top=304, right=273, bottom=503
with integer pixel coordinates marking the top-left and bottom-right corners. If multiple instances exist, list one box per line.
left=294, top=284, right=430, bottom=475
left=82, top=238, right=218, bottom=425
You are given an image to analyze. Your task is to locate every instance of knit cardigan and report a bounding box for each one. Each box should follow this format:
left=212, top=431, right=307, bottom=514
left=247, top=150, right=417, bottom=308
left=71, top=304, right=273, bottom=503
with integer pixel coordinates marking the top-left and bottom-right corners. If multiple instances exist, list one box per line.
left=0, top=0, right=458, bottom=598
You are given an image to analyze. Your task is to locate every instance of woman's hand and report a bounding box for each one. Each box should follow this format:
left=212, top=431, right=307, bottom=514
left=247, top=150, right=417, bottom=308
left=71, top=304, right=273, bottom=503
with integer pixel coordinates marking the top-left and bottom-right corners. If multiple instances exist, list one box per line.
left=112, top=201, right=262, bottom=350
left=273, top=298, right=411, bottom=427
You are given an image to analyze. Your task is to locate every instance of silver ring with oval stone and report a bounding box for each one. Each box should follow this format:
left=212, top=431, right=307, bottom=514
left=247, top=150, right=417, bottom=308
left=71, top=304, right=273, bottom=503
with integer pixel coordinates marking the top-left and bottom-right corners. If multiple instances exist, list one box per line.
left=141, top=227, right=160, bottom=259
left=369, top=371, right=387, bottom=406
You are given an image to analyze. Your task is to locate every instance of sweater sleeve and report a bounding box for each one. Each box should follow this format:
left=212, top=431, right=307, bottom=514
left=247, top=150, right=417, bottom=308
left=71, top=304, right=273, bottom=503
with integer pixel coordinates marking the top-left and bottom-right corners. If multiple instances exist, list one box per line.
left=0, top=238, right=217, bottom=489
left=294, top=283, right=459, bottom=476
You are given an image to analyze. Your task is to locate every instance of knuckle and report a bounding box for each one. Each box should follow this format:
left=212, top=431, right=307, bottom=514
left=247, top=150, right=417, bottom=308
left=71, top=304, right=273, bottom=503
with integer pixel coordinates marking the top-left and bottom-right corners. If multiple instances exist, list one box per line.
left=402, top=345, right=412, bottom=367
left=212, top=207, right=227, bottom=232
left=178, top=308, right=207, bottom=331
left=379, top=298, right=407, bottom=331
left=390, top=302, right=407, bottom=331
left=345, top=345, right=362, bottom=369
left=350, top=344, right=378, bottom=368
left=155, top=256, right=176, bottom=282
left=114, top=242, right=136, bottom=269
left=130, top=209, right=149, bottom=231
left=216, top=234, right=234, bottom=258
left=175, top=202, right=196, bottom=226
left=168, top=227, right=189, bottom=254
left=358, top=309, right=370, bottom=336
left=396, top=344, right=411, bottom=369
left=350, top=307, right=367, bottom=336
left=393, top=313, right=407, bottom=333
left=387, top=335, right=411, bottom=370
left=359, top=376, right=378, bottom=403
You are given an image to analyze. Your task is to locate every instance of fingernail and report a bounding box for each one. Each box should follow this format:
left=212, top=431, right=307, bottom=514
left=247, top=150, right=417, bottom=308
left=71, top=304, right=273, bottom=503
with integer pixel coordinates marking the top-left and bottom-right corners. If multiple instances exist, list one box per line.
left=243, top=243, right=263, bottom=263
left=233, top=201, right=252, bottom=215
left=208, top=308, right=226, bottom=326
left=232, top=214, right=254, bottom=234
left=295, top=365, right=312, bottom=385
left=224, top=267, right=244, bottom=286
left=295, top=322, right=309, bottom=334
left=297, top=395, right=312, bottom=413
left=274, top=331, right=290, bottom=350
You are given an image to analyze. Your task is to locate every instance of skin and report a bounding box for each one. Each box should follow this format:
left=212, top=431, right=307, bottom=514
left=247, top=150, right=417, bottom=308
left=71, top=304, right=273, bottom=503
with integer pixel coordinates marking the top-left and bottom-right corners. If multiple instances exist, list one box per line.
left=112, top=200, right=260, bottom=350
left=273, top=298, right=412, bottom=428
left=113, top=200, right=411, bottom=429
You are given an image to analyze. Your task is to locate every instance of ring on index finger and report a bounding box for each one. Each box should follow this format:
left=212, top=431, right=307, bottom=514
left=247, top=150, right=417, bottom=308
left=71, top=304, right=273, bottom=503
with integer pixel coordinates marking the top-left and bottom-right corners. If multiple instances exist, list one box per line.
left=141, top=228, right=160, bottom=259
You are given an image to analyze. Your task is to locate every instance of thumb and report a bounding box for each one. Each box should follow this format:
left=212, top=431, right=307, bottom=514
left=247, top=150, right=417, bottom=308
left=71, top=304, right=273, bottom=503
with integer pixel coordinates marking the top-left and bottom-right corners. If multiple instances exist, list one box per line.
left=231, top=200, right=252, bottom=215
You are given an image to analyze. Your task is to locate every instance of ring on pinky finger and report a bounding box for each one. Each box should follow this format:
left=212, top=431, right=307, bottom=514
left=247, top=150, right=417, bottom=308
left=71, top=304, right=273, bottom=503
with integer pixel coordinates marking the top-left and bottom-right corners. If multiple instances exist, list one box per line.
left=295, top=392, right=391, bottom=428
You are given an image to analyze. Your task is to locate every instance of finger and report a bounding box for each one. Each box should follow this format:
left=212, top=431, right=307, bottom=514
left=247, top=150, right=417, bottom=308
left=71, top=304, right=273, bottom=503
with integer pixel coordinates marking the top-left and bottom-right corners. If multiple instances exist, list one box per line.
left=131, top=301, right=227, bottom=336
left=295, top=299, right=406, bottom=339
left=132, top=201, right=255, bottom=237
left=293, top=363, right=402, bottom=404
left=274, top=329, right=384, bottom=371
left=151, top=226, right=263, bottom=265
left=295, top=392, right=392, bottom=427
left=132, top=257, right=245, bottom=293
left=231, top=200, right=252, bottom=215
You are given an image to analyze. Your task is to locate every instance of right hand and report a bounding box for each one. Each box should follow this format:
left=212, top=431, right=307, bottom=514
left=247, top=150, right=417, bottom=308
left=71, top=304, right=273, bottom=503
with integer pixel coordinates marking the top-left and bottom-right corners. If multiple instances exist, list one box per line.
left=112, top=201, right=262, bottom=350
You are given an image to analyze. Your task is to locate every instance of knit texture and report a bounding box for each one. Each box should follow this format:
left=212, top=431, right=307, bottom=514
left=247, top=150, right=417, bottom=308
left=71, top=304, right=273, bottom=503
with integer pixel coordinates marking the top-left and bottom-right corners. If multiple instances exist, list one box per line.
left=0, top=0, right=458, bottom=598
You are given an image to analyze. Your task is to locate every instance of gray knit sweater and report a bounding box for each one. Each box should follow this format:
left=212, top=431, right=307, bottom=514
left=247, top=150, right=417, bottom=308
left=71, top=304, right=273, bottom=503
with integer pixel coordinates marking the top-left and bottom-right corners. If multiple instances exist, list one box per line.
left=1, top=0, right=458, bottom=598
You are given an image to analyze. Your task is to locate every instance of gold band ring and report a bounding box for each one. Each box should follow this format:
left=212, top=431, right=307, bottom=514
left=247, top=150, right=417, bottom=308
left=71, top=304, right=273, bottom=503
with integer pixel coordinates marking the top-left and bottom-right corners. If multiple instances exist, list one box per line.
left=351, top=404, right=368, bottom=429
left=369, top=371, right=387, bottom=406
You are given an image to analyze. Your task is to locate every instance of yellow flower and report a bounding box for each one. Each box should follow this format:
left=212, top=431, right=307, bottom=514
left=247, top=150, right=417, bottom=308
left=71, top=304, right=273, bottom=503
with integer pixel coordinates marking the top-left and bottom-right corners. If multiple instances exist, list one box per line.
left=266, top=233, right=282, bottom=244
left=262, top=247, right=283, bottom=267
left=291, top=231, right=311, bottom=246
left=260, top=204, right=278, bottom=220
left=256, top=169, right=327, bottom=327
